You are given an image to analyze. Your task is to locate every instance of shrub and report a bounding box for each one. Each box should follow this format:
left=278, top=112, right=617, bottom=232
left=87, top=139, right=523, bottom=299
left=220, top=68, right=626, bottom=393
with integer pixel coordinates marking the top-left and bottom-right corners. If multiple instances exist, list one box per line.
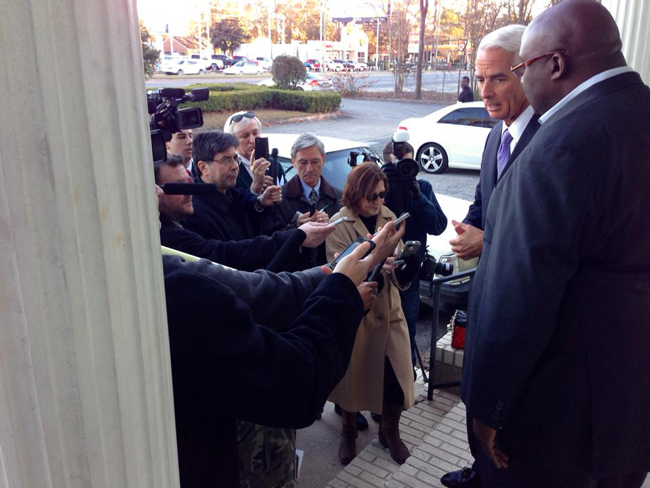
left=329, top=72, right=376, bottom=97
left=271, top=56, right=307, bottom=90
left=181, top=83, right=341, bottom=113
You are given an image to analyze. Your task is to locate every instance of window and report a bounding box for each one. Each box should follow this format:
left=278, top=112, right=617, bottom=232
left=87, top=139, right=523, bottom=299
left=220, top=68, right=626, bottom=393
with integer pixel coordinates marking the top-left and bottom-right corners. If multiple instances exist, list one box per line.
left=439, top=107, right=498, bottom=128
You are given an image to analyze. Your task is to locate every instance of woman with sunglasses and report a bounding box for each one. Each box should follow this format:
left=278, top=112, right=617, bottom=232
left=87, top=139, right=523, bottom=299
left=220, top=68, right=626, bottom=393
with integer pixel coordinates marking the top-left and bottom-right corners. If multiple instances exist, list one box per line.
left=326, top=162, right=415, bottom=466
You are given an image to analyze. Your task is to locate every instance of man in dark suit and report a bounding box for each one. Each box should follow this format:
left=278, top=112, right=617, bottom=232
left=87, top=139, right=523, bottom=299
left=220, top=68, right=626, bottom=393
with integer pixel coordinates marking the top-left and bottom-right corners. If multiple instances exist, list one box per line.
left=443, top=24, right=541, bottom=488
left=462, top=2, right=650, bottom=487
left=261, top=133, right=342, bottom=271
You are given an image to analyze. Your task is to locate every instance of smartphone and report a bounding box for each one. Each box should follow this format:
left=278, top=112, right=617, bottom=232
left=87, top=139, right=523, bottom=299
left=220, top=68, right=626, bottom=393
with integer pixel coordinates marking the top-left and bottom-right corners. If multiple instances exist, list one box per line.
left=393, top=212, right=410, bottom=231
left=399, top=240, right=421, bottom=260
left=329, top=216, right=349, bottom=227
left=328, top=237, right=376, bottom=269
left=254, top=137, right=269, bottom=161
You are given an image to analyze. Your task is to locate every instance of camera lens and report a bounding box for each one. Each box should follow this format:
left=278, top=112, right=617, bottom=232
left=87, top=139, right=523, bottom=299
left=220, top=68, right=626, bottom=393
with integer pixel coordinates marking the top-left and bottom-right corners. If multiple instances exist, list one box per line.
left=395, top=158, right=419, bottom=180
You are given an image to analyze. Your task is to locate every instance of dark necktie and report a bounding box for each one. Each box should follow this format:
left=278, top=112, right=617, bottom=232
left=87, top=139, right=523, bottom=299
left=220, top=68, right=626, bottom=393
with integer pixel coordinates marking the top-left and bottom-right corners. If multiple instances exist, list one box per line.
left=309, top=188, right=318, bottom=207
left=497, top=129, right=513, bottom=180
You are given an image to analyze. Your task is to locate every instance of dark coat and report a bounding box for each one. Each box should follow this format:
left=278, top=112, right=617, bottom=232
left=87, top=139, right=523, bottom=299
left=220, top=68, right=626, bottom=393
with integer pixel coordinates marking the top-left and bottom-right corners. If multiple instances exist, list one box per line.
left=183, top=182, right=260, bottom=241
left=402, top=179, right=447, bottom=262
left=159, top=216, right=304, bottom=271
left=463, top=114, right=540, bottom=230
left=162, top=256, right=364, bottom=487
left=461, top=71, right=650, bottom=477
left=458, top=85, right=475, bottom=103
left=260, top=175, right=342, bottom=270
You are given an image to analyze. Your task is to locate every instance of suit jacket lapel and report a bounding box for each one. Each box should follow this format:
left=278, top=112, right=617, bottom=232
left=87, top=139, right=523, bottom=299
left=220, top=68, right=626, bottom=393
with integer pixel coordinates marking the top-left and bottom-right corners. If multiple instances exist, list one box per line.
left=484, top=122, right=502, bottom=190
left=500, top=114, right=541, bottom=180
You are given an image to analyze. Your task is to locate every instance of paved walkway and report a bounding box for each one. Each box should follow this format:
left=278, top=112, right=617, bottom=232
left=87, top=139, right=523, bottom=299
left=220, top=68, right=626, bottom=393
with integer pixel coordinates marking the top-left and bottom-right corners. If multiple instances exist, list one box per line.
left=325, top=386, right=471, bottom=488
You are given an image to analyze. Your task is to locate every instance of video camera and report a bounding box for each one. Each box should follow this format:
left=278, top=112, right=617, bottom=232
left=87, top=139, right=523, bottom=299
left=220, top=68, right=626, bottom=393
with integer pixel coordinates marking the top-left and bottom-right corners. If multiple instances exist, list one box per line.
left=148, top=87, right=209, bottom=163
left=346, top=150, right=381, bottom=168
left=390, top=130, right=419, bottom=181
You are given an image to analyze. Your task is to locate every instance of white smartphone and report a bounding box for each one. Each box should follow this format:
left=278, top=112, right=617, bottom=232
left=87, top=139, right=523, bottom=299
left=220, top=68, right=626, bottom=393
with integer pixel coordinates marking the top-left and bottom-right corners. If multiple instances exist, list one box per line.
left=393, top=212, right=410, bottom=230
left=329, top=216, right=349, bottom=227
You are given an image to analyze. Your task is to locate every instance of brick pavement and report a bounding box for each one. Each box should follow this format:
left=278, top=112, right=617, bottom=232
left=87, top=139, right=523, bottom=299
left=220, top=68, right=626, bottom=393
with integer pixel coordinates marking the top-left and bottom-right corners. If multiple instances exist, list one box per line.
left=326, top=386, right=473, bottom=488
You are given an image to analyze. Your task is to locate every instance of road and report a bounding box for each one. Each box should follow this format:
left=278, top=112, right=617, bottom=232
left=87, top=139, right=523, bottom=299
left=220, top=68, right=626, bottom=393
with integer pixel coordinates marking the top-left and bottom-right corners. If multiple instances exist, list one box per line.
left=146, top=70, right=470, bottom=94
left=263, top=97, right=480, bottom=202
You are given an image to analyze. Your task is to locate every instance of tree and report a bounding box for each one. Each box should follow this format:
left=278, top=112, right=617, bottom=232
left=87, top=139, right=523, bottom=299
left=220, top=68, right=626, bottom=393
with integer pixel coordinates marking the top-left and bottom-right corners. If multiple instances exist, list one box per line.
left=504, top=0, right=540, bottom=24
left=463, top=0, right=505, bottom=73
left=414, top=0, right=429, bottom=99
left=390, top=1, right=414, bottom=95
left=211, top=19, right=249, bottom=56
left=140, top=22, right=160, bottom=79
left=271, top=55, right=306, bottom=89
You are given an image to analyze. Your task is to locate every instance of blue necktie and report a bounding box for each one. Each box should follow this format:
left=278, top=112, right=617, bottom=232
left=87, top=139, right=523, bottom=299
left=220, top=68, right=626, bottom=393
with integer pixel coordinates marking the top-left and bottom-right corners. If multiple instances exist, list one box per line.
left=497, top=129, right=513, bottom=180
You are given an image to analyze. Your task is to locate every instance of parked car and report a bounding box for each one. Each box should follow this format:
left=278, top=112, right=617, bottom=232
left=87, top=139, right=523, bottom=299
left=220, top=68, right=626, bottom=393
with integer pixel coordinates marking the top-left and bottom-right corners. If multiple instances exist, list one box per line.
left=162, top=59, right=206, bottom=75
left=333, top=59, right=350, bottom=71
left=212, top=54, right=234, bottom=67
left=257, top=72, right=334, bottom=92
left=232, top=55, right=250, bottom=63
left=255, top=57, right=272, bottom=71
left=208, top=59, right=224, bottom=71
left=324, top=60, right=343, bottom=72
left=396, top=101, right=498, bottom=174
left=223, top=60, right=265, bottom=75
left=265, top=134, right=381, bottom=190
left=304, top=59, right=322, bottom=71
left=344, top=60, right=367, bottom=71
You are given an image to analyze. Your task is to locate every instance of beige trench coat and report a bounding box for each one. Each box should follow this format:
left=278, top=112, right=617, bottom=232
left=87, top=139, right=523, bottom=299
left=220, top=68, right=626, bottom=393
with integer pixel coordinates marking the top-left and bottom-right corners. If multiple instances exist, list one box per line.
left=326, top=206, right=415, bottom=414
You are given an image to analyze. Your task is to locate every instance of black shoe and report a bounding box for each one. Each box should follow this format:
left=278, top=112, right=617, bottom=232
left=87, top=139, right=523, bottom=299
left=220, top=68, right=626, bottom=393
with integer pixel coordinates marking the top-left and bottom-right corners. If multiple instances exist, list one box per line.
left=334, top=404, right=369, bottom=431
left=440, top=467, right=481, bottom=488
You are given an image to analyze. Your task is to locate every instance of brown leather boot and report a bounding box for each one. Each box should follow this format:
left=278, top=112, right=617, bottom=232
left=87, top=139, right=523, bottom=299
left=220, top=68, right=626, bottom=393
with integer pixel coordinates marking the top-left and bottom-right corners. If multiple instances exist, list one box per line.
left=378, top=403, right=410, bottom=465
left=339, top=408, right=358, bottom=465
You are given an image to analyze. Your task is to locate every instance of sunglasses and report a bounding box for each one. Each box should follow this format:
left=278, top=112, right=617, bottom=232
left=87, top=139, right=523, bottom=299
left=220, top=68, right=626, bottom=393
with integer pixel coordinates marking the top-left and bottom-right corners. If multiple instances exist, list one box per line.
left=229, top=111, right=256, bottom=125
left=367, top=191, right=388, bottom=201
left=511, top=50, right=567, bottom=78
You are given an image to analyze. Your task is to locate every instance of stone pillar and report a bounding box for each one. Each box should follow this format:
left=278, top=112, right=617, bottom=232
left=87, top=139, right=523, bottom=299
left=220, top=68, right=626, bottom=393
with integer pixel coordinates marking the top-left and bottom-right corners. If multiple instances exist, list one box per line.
left=0, top=0, right=178, bottom=486
left=602, top=0, right=650, bottom=83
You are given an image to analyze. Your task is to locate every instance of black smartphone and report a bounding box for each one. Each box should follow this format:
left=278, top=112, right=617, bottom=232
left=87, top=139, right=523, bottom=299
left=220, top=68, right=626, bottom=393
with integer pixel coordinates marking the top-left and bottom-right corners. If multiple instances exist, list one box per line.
left=328, top=237, right=376, bottom=269
left=254, top=137, right=269, bottom=161
left=399, top=240, right=421, bottom=260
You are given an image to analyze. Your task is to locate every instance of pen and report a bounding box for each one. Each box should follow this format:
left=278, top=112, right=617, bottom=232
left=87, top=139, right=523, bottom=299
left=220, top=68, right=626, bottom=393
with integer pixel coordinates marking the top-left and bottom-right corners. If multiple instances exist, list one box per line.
left=320, top=203, right=330, bottom=212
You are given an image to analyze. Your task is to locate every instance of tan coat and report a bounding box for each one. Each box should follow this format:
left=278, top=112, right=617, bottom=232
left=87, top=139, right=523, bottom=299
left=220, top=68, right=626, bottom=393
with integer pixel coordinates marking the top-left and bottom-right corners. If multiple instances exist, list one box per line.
left=326, top=206, right=415, bottom=414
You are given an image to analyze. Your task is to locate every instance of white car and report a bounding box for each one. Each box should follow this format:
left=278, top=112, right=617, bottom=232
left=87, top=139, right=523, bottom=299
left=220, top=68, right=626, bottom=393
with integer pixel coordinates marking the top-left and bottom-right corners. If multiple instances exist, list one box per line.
left=223, top=61, right=264, bottom=75
left=324, top=60, right=343, bottom=72
left=397, top=101, right=498, bottom=174
left=257, top=72, right=334, bottom=92
left=265, top=134, right=381, bottom=190
left=255, top=57, right=273, bottom=71
left=162, top=59, right=205, bottom=75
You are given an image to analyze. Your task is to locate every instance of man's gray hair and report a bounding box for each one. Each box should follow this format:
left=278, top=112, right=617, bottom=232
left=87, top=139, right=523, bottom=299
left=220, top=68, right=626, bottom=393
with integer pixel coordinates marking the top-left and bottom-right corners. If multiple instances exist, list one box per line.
left=223, top=111, right=263, bottom=133
left=291, top=133, right=325, bottom=159
left=478, top=25, right=526, bottom=65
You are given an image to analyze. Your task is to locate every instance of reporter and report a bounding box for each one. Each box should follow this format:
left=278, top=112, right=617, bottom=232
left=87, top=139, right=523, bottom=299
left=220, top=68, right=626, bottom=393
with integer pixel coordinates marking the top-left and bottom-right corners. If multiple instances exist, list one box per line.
left=163, top=221, right=401, bottom=487
left=326, top=162, right=414, bottom=466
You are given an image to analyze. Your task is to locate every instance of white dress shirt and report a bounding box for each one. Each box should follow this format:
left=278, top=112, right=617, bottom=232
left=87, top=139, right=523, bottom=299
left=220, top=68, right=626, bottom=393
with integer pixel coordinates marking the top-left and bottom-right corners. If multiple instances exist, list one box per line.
left=502, top=105, right=535, bottom=154
left=539, top=66, right=634, bottom=125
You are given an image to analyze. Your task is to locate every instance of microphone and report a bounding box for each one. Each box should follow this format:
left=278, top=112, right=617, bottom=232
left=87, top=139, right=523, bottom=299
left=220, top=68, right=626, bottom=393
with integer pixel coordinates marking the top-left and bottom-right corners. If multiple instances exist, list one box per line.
left=161, top=183, right=217, bottom=195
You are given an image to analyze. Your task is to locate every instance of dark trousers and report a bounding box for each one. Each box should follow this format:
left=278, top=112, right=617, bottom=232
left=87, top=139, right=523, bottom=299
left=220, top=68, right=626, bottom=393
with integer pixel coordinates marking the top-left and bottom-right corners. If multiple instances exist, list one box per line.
left=472, top=433, right=647, bottom=488
left=384, top=358, right=404, bottom=407
left=399, top=276, right=420, bottom=366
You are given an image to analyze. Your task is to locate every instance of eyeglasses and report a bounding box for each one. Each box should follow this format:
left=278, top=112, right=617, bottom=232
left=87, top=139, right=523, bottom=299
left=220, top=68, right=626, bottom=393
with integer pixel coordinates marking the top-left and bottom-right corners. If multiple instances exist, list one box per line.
left=212, top=155, right=240, bottom=166
left=367, top=191, right=388, bottom=201
left=229, top=111, right=256, bottom=125
left=511, top=50, right=566, bottom=78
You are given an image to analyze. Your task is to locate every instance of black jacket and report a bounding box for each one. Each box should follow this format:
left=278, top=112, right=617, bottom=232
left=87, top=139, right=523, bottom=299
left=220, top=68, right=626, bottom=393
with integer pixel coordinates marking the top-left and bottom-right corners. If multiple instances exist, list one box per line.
left=159, top=216, right=304, bottom=271
left=462, top=72, right=650, bottom=477
left=463, top=114, right=540, bottom=230
left=261, top=175, right=342, bottom=270
left=184, top=182, right=260, bottom=241
left=163, top=256, right=364, bottom=487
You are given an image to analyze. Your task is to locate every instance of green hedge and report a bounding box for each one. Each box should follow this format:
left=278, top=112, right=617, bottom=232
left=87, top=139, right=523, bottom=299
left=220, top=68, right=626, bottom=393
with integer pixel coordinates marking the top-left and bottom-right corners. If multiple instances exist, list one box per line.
left=183, top=83, right=341, bottom=113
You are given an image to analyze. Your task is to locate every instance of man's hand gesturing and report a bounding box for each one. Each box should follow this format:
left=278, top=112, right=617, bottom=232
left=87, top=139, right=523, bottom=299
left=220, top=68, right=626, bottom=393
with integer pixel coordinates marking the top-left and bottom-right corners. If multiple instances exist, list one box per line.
left=449, top=220, right=483, bottom=260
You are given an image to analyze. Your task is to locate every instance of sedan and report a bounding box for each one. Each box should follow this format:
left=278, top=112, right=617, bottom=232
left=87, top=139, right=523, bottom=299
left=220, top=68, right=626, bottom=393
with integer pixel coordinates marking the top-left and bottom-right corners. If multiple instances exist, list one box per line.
left=324, top=60, right=343, bottom=72
left=162, top=59, right=205, bottom=76
left=397, top=101, right=498, bottom=174
left=223, top=61, right=264, bottom=75
left=257, top=72, right=334, bottom=92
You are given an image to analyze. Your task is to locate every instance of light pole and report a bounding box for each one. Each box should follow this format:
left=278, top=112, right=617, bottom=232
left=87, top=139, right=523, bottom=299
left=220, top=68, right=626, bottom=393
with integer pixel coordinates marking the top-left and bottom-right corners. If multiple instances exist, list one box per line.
left=366, top=1, right=382, bottom=69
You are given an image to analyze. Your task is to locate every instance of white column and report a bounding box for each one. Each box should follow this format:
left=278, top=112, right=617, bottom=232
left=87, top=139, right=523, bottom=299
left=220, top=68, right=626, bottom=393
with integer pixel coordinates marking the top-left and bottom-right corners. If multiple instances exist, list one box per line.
left=0, top=0, right=178, bottom=486
left=602, top=0, right=650, bottom=83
